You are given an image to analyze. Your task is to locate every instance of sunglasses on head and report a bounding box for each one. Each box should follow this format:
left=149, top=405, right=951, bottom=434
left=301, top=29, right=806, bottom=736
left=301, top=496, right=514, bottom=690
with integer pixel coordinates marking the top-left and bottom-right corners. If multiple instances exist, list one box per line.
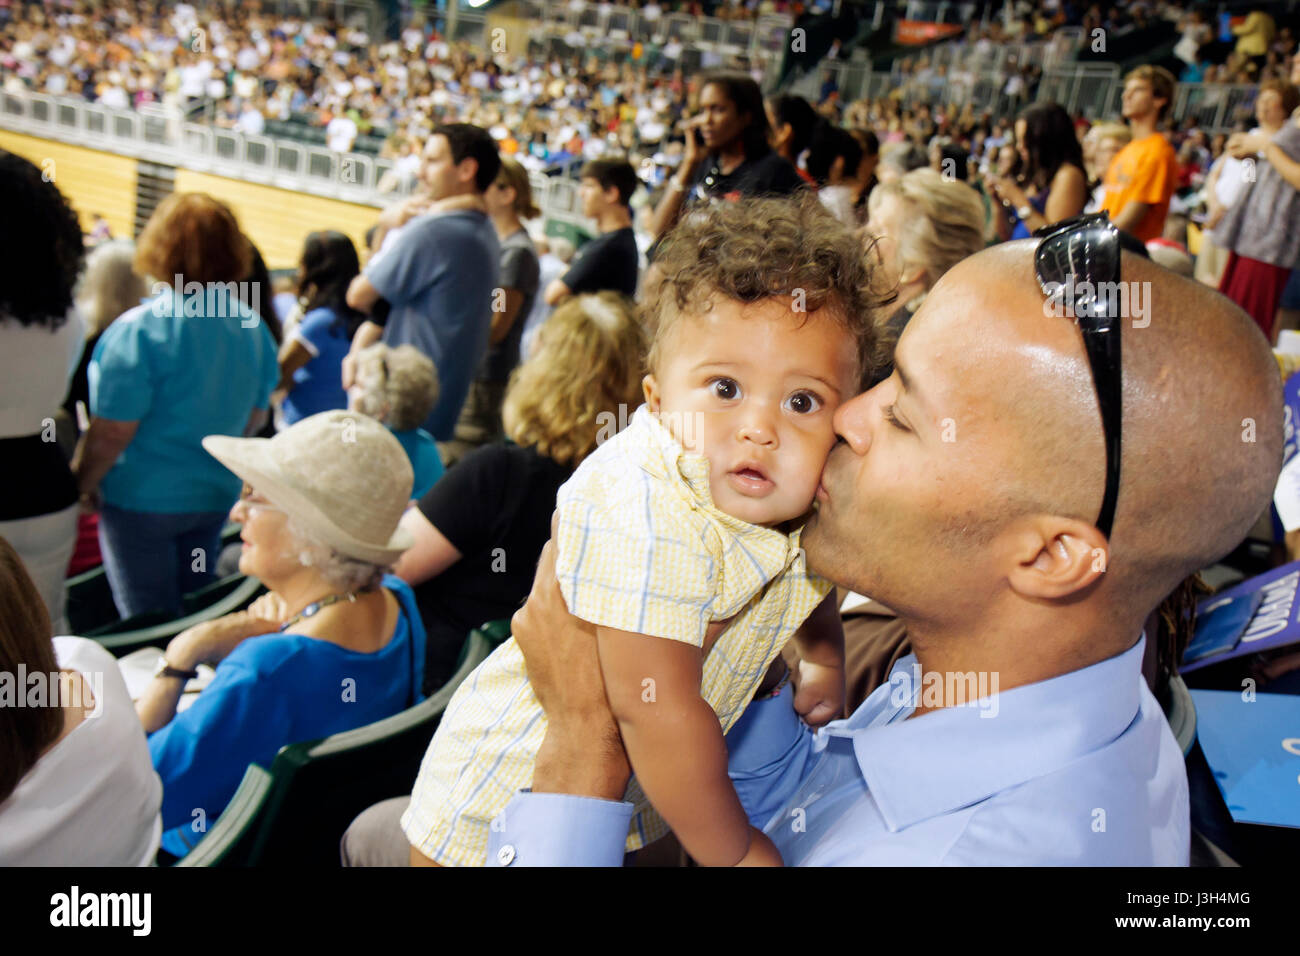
left=1033, top=212, right=1123, bottom=541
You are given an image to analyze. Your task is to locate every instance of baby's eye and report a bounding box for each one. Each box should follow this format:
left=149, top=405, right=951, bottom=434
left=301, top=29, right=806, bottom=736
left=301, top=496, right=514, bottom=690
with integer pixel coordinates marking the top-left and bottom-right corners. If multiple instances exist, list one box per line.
left=709, top=377, right=740, bottom=400
left=785, top=391, right=823, bottom=415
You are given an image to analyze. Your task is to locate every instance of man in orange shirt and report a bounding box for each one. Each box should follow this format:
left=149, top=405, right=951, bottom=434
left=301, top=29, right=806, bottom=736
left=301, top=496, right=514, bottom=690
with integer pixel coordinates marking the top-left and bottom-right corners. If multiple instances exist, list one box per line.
left=1101, top=66, right=1180, bottom=243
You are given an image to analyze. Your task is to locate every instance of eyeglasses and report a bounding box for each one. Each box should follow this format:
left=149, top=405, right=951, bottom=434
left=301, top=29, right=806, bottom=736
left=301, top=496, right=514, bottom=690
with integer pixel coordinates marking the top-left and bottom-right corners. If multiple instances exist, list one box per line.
left=238, top=483, right=281, bottom=514
left=1033, top=212, right=1123, bottom=540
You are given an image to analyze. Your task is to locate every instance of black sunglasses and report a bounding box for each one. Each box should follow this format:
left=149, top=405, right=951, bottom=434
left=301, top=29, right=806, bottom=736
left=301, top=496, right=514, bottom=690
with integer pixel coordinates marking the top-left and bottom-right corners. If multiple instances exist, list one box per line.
left=1033, top=212, right=1123, bottom=540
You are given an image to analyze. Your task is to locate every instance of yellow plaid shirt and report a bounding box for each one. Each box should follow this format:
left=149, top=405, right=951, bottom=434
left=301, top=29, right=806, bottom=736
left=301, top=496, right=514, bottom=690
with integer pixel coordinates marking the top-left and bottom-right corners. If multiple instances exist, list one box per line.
left=402, top=404, right=831, bottom=864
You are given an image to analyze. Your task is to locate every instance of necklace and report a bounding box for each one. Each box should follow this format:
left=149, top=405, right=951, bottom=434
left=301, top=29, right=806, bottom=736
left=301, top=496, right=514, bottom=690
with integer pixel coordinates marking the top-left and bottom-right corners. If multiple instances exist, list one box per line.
left=278, top=586, right=375, bottom=632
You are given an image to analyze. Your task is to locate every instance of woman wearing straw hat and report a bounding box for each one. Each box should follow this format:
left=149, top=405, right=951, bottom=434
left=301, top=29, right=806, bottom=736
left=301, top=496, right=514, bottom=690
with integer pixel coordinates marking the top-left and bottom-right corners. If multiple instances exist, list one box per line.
left=135, top=410, right=427, bottom=861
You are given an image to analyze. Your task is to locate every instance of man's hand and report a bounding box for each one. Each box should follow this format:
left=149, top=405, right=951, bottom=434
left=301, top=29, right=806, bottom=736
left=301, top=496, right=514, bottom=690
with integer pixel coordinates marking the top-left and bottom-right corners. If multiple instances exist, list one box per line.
left=792, top=659, right=845, bottom=727
left=512, top=528, right=631, bottom=800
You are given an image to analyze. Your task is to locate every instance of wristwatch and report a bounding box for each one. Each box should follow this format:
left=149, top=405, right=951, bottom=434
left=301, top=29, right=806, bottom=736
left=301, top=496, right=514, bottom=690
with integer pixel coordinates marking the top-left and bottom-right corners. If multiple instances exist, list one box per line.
left=153, top=657, right=199, bottom=682
left=1016, top=204, right=1034, bottom=221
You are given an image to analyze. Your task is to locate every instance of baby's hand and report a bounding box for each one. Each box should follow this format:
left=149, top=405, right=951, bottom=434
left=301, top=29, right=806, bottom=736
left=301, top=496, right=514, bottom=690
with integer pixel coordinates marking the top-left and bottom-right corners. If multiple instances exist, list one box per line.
left=733, top=827, right=784, bottom=867
left=793, top=659, right=845, bottom=727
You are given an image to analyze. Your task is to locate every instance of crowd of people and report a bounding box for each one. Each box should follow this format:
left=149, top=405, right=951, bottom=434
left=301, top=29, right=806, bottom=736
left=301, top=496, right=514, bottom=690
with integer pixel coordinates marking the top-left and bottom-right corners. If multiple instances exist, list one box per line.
left=2, top=1, right=1300, bottom=871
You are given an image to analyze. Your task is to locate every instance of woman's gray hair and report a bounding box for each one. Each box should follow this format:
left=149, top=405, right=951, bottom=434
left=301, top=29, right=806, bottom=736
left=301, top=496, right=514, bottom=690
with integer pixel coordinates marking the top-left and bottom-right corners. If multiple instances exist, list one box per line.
left=352, top=343, right=439, bottom=432
left=285, top=515, right=387, bottom=593
left=75, top=239, right=148, bottom=337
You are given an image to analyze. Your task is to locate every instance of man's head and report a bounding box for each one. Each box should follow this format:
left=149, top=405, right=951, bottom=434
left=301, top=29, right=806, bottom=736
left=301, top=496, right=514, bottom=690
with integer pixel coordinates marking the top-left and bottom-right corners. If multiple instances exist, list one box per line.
left=579, top=157, right=638, bottom=218
left=1121, top=65, right=1176, bottom=124
left=419, top=123, right=501, bottom=199
left=643, top=195, right=882, bottom=527
left=805, top=242, right=1283, bottom=655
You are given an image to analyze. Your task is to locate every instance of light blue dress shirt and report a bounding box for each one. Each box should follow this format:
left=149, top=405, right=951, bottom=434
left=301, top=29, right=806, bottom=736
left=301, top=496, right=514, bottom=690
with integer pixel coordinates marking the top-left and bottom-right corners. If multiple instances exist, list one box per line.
left=485, top=635, right=1190, bottom=866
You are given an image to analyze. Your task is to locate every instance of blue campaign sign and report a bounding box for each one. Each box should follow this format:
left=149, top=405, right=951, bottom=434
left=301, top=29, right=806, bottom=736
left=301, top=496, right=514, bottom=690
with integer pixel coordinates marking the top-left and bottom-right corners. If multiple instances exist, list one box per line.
left=1183, top=560, right=1300, bottom=672
left=1189, top=690, right=1300, bottom=829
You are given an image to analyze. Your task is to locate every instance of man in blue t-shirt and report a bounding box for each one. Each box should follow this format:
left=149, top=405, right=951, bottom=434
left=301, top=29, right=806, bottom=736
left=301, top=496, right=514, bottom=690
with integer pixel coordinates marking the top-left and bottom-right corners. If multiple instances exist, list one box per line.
left=343, top=123, right=501, bottom=442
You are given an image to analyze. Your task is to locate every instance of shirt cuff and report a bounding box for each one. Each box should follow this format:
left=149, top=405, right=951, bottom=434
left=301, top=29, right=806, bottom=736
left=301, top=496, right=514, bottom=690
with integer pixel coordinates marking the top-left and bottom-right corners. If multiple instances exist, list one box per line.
left=486, top=790, right=633, bottom=867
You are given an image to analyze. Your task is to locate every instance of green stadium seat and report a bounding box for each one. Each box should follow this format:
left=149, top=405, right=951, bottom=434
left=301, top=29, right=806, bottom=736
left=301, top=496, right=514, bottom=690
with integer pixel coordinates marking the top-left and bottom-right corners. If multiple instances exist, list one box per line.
left=85, top=573, right=265, bottom=658
left=173, top=765, right=274, bottom=867
left=178, top=626, right=496, bottom=867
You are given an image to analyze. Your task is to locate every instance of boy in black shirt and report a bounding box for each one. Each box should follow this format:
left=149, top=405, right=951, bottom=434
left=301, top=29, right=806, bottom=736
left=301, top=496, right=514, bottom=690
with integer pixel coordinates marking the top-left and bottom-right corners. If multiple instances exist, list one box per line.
left=544, top=157, right=640, bottom=303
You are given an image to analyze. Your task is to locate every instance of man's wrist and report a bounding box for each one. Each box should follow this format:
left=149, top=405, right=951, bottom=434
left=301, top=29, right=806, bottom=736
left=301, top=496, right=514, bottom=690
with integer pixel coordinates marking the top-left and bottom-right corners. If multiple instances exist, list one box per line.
left=533, top=720, right=629, bottom=801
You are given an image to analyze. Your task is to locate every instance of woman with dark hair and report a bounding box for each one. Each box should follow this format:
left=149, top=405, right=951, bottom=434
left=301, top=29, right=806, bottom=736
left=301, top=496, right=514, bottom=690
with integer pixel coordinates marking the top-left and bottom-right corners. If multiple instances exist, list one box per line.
left=989, top=101, right=1088, bottom=239
left=276, top=231, right=366, bottom=426
left=72, top=193, right=280, bottom=619
left=649, top=71, right=804, bottom=239
left=0, top=149, right=88, bottom=632
left=0, top=534, right=162, bottom=864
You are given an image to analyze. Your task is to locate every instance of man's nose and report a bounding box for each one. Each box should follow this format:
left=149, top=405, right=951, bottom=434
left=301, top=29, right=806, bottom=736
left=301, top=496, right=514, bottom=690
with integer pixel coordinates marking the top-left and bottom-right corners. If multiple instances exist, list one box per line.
left=833, top=391, right=876, bottom=456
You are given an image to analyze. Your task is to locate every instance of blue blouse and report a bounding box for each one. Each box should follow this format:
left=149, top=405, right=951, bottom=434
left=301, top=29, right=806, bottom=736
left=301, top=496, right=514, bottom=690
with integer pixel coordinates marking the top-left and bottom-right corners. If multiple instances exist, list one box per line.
left=150, top=575, right=427, bottom=857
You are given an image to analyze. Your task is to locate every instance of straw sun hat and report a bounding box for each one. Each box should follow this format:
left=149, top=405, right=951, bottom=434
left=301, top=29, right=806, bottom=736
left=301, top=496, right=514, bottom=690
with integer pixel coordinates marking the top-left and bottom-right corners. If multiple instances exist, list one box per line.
left=202, top=410, right=414, bottom=566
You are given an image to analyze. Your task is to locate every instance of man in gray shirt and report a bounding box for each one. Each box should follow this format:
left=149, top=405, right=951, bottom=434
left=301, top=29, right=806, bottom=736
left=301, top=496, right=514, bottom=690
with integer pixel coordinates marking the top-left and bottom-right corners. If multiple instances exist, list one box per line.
left=344, top=123, right=501, bottom=442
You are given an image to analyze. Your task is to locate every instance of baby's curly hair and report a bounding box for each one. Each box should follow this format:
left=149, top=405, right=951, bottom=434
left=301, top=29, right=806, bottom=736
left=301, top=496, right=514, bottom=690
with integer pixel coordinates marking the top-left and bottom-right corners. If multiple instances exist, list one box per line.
left=645, top=194, right=888, bottom=388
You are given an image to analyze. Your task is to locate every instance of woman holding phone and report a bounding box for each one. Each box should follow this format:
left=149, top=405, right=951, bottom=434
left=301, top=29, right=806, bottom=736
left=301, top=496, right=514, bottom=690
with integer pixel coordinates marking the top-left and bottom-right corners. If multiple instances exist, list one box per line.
left=649, top=71, right=804, bottom=241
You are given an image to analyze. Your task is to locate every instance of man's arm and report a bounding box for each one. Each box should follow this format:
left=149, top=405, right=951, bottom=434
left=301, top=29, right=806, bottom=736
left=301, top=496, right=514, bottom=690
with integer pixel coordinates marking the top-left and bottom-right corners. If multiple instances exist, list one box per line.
left=543, top=277, right=572, bottom=307
left=1112, top=200, right=1152, bottom=235
left=345, top=274, right=382, bottom=314
left=341, top=320, right=383, bottom=389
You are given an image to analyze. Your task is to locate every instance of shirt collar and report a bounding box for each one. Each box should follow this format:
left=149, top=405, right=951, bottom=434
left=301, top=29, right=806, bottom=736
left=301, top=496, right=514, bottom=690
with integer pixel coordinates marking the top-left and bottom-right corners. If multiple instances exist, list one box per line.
left=842, top=634, right=1147, bottom=832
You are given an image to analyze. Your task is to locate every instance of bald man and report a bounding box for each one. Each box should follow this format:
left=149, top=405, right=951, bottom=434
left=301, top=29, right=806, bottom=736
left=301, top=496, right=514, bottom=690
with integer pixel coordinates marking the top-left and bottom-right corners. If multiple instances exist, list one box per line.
left=486, top=242, right=1283, bottom=866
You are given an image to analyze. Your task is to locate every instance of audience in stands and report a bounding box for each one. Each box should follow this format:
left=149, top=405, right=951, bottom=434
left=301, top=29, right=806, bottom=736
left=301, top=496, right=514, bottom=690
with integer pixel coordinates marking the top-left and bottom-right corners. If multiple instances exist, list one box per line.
left=0, top=150, right=87, bottom=632
left=0, top=535, right=163, bottom=865
left=139, top=411, right=426, bottom=860
left=392, top=291, right=644, bottom=696
left=277, top=231, right=366, bottom=427
left=863, top=167, right=986, bottom=369
left=445, top=156, right=542, bottom=466
left=990, top=101, right=1088, bottom=239
left=343, top=123, right=502, bottom=449
left=1214, top=70, right=1300, bottom=342
left=545, top=157, right=641, bottom=304
left=73, top=194, right=278, bottom=621
left=1100, top=65, right=1180, bottom=244
left=650, top=71, right=803, bottom=240
left=349, top=343, right=445, bottom=500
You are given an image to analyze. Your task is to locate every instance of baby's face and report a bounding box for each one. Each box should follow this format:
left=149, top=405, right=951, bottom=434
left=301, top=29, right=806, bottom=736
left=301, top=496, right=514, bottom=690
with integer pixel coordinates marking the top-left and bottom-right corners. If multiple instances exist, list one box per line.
left=645, top=297, right=860, bottom=527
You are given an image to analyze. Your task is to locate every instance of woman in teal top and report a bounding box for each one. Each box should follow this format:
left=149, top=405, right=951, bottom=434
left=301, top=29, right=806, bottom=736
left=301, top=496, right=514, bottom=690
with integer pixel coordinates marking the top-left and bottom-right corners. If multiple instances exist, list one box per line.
left=134, top=411, right=424, bottom=861
left=76, top=194, right=280, bottom=619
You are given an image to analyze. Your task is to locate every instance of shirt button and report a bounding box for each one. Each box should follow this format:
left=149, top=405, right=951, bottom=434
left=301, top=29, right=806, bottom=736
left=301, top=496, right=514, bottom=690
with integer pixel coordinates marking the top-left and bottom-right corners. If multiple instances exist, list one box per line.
left=496, top=844, right=517, bottom=866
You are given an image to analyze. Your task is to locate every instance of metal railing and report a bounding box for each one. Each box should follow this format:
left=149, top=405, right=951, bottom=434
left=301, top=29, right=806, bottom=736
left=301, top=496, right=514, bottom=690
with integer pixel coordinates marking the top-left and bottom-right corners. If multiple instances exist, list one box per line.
left=0, top=88, right=593, bottom=229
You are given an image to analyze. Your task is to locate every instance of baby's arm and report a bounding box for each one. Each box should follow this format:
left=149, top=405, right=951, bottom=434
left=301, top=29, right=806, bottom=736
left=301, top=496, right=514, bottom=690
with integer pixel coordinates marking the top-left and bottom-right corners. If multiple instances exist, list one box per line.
left=597, top=625, right=782, bottom=866
left=790, top=591, right=847, bottom=726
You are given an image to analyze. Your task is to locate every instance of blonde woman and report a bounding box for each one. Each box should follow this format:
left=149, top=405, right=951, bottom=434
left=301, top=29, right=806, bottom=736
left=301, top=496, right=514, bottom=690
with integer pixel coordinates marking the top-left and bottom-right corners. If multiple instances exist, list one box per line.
left=392, top=292, right=645, bottom=696
left=863, top=167, right=985, bottom=361
left=443, top=155, right=542, bottom=467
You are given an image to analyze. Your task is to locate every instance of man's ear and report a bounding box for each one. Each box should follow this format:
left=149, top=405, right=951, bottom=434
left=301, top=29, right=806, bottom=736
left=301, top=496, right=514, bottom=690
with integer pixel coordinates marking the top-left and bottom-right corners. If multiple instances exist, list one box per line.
left=642, top=373, right=661, bottom=413
left=459, top=156, right=479, bottom=186
left=1005, top=516, right=1110, bottom=600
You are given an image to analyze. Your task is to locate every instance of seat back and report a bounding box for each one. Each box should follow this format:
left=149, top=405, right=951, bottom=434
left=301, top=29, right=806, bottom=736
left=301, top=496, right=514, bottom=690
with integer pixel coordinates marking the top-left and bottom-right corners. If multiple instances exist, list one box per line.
left=240, top=627, right=496, bottom=867
left=89, top=574, right=265, bottom=658
left=175, top=765, right=274, bottom=867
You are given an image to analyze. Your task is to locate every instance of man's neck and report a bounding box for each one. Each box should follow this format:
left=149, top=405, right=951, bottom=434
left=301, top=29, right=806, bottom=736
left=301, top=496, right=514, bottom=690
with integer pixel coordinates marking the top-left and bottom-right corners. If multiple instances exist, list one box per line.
left=1128, top=114, right=1159, bottom=141
left=597, top=205, right=632, bottom=233
left=901, top=603, right=1142, bottom=718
